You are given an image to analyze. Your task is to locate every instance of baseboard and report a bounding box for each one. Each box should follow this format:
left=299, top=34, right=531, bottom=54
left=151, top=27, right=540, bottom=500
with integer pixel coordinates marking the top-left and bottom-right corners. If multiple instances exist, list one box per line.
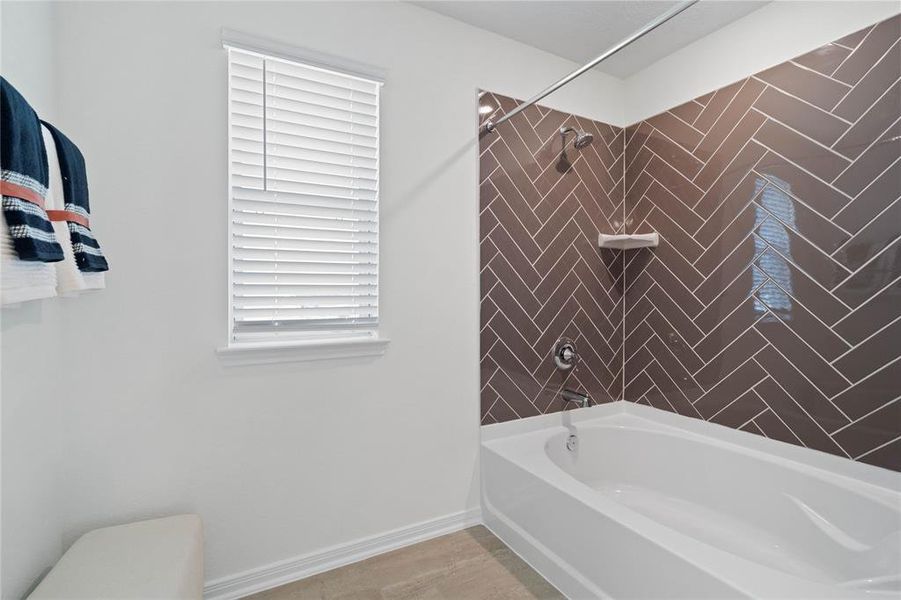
left=204, top=507, right=483, bottom=600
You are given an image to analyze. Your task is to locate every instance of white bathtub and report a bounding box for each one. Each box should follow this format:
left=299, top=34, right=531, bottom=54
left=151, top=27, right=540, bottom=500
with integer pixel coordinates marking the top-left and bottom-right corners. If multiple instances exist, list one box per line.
left=481, top=402, right=901, bottom=599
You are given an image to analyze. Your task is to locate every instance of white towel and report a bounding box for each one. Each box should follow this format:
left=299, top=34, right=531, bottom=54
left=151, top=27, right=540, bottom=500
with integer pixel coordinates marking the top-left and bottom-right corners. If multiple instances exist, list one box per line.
left=41, top=125, right=105, bottom=295
left=0, top=210, right=57, bottom=305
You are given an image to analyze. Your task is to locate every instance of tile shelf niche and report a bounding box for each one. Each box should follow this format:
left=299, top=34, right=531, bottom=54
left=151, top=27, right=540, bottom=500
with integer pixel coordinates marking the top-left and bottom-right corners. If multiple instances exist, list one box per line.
left=597, top=232, right=659, bottom=250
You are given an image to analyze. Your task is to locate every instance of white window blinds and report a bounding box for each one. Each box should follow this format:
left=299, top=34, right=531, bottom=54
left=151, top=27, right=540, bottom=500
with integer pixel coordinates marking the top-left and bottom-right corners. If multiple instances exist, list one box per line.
left=227, top=46, right=381, bottom=344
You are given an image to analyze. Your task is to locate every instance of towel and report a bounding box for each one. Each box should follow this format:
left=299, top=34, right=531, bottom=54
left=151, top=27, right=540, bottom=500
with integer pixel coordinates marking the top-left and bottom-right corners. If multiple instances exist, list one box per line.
left=0, top=211, right=57, bottom=305
left=40, top=124, right=104, bottom=295
left=40, top=121, right=108, bottom=273
left=1, top=77, right=63, bottom=262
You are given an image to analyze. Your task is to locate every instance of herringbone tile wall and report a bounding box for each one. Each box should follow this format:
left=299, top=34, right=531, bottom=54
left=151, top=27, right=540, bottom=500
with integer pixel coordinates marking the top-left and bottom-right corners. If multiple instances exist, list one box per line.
left=623, top=15, right=901, bottom=471
left=478, top=92, right=625, bottom=424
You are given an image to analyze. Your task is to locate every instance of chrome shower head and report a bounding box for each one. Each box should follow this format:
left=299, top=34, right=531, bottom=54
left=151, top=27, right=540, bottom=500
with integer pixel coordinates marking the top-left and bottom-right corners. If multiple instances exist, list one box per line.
left=560, top=126, right=594, bottom=149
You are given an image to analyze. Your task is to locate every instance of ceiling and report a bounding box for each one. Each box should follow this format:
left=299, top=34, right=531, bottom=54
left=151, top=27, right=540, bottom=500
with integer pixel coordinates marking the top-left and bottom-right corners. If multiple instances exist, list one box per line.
left=411, top=1, right=771, bottom=78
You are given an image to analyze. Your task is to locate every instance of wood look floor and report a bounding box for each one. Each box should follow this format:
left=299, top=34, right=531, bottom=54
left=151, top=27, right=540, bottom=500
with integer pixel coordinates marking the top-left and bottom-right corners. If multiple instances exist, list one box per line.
left=244, top=526, right=563, bottom=600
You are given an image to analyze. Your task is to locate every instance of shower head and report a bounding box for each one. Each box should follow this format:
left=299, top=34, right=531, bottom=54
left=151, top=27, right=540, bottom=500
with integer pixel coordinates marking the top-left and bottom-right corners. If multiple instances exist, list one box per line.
left=560, top=126, right=594, bottom=149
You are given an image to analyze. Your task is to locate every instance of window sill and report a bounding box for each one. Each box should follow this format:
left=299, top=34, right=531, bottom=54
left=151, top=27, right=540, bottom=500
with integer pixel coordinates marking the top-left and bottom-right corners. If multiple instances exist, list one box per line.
left=216, top=336, right=390, bottom=367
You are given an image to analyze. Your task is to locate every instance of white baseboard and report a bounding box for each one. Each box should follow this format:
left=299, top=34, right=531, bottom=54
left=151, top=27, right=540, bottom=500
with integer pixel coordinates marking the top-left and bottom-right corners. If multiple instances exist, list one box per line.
left=204, top=507, right=483, bottom=600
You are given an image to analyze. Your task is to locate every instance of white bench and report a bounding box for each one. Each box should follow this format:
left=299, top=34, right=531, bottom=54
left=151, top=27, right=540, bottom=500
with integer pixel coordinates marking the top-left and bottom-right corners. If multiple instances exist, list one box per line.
left=28, top=515, right=203, bottom=600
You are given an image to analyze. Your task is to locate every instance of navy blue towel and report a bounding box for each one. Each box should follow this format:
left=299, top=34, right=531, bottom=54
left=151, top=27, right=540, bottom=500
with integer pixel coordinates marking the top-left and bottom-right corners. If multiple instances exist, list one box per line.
left=1, top=77, right=63, bottom=262
left=41, top=122, right=108, bottom=273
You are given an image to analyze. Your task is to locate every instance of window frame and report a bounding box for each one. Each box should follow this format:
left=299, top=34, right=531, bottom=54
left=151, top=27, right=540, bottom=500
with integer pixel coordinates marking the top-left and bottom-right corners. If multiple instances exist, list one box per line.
left=218, top=31, right=389, bottom=365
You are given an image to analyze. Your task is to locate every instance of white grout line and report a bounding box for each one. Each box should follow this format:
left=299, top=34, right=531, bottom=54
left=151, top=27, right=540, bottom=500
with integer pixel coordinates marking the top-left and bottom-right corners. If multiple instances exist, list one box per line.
left=690, top=281, right=766, bottom=352
left=832, top=71, right=901, bottom=150
left=786, top=58, right=854, bottom=89
left=830, top=113, right=901, bottom=185
left=830, top=196, right=900, bottom=258
left=753, top=75, right=854, bottom=126
left=688, top=79, right=749, bottom=155
left=755, top=312, right=853, bottom=422
left=829, top=35, right=899, bottom=111
left=854, top=430, right=901, bottom=461
left=830, top=25, right=876, bottom=78
left=749, top=376, right=808, bottom=447
left=829, top=313, right=901, bottom=365
left=749, top=198, right=853, bottom=275
left=755, top=170, right=854, bottom=237
left=832, top=396, right=901, bottom=437
left=832, top=156, right=901, bottom=223
left=752, top=352, right=851, bottom=458
left=690, top=79, right=767, bottom=168
left=757, top=240, right=854, bottom=312
left=830, top=232, right=901, bottom=293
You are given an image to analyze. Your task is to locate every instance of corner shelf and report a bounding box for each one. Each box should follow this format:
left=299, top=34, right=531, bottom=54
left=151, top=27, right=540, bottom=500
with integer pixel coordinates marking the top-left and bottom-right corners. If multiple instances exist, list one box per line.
left=598, top=232, right=659, bottom=250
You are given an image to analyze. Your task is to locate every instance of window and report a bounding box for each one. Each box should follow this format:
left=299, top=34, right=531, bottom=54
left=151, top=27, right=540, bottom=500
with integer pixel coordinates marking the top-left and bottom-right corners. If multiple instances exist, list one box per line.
left=224, top=42, right=385, bottom=360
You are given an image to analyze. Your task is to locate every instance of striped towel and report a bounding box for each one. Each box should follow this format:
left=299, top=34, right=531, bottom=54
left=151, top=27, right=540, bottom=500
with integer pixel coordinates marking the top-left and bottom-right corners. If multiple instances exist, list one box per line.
left=41, top=121, right=108, bottom=272
left=0, top=77, right=63, bottom=262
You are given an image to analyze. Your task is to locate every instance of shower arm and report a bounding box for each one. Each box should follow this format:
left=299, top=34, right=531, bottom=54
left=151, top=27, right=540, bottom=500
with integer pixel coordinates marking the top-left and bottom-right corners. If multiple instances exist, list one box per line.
left=482, top=0, right=699, bottom=134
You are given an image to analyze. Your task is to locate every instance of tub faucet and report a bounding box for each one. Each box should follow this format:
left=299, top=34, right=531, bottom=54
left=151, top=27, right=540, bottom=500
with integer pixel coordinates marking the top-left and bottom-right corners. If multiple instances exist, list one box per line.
left=561, top=388, right=591, bottom=408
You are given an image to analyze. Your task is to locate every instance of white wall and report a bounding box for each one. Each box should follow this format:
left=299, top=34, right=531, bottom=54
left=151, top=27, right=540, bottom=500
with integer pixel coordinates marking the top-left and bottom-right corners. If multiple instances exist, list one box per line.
left=0, top=2, right=66, bottom=598
left=0, top=1, right=622, bottom=596
left=623, top=0, right=901, bottom=124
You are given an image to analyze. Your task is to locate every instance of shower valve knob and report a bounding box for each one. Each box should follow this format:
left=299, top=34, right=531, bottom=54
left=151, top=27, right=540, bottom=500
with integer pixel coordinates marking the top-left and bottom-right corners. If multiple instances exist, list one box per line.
left=553, top=337, right=579, bottom=371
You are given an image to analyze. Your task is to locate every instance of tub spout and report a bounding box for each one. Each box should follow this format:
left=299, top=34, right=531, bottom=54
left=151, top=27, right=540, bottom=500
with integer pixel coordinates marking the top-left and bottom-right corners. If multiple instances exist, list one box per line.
left=561, top=389, right=591, bottom=408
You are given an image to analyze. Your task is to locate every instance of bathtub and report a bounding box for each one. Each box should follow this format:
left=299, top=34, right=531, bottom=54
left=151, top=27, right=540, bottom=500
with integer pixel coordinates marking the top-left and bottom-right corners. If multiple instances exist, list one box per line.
left=481, top=402, right=901, bottom=599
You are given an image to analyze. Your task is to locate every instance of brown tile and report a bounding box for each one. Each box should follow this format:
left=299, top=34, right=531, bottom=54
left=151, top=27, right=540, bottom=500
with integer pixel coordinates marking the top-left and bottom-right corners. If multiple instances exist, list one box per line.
left=753, top=119, right=850, bottom=183
left=694, top=359, right=766, bottom=419
left=858, top=438, right=901, bottom=471
left=694, top=266, right=758, bottom=333
left=646, top=335, right=702, bottom=401
left=834, top=25, right=873, bottom=50
left=645, top=127, right=704, bottom=179
left=754, top=315, right=848, bottom=398
left=834, top=81, right=900, bottom=160
left=694, top=204, right=759, bottom=276
left=753, top=409, right=804, bottom=446
left=753, top=86, right=847, bottom=147
left=645, top=110, right=704, bottom=152
left=833, top=15, right=901, bottom=85
left=833, top=278, right=901, bottom=345
left=793, top=43, right=852, bottom=76
left=644, top=359, right=701, bottom=417
left=833, top=399, right=901, bottom=458
left=833, top=119, right=901, bottom=198
left=694, top=80, right=745, bottom=134
left=755, top=214, right=847, bottom=289
left=832, top=358, right=901, bottom=421
left=695, top=295, right=761, bottom=361
left=753, top=375, right=847, bottom=456
left=832, top=159, right=900, bottom=233
left=695, top=327, right=767, bottom=389
left=694, top=109, right=767, bottom=192
left=754, top=280, right=850, bottom=361
left=755, top=62, right=850, bottom=111
left=833, top=236, right=901, bottom=308
left=644, top=309, right=704, bottom=373
left=624, top=371, right=653, bottom=401
left=754, top=350, right=849, bottom=433
left=693, top=140, right=767, bottom=219
left=710, top=389, right=766, bottom=428
left=833, top=198, right=900, bottom=271
left=695, top=233, right=761, bottom=303
left=755, top=151, right=852, bottom=218
left=670, top=100, right=704, bottom=125
left=754, top=247, right=847, bottom=325
left=694, top=171, right=764, bottom=247
left=645, top=208, right=705, bottom=267
left=694, top=78, right=766, bottom=161
left=834, top=317, right=901, bottom=383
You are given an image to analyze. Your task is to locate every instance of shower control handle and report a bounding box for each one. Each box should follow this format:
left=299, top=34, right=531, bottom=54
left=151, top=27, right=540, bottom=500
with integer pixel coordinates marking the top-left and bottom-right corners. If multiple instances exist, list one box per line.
left=553, top=337, right=579, bottom=371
